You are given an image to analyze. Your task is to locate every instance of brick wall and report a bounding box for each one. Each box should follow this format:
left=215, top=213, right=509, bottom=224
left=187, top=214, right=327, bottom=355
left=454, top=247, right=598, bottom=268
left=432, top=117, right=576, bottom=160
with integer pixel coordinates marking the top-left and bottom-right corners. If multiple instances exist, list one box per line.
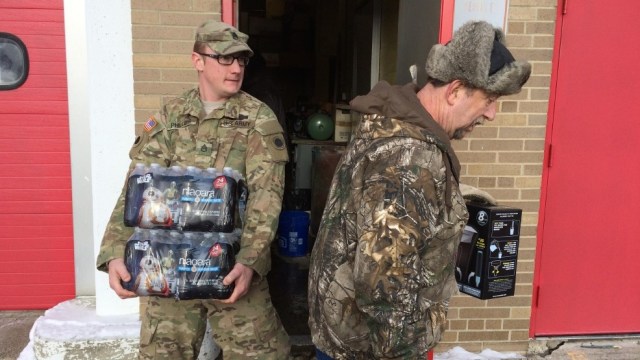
left=131, top=0, right=221, bottom=132
left=130, top=0, right=558, bottom=355
left=439, top=0, right=557, bottom=354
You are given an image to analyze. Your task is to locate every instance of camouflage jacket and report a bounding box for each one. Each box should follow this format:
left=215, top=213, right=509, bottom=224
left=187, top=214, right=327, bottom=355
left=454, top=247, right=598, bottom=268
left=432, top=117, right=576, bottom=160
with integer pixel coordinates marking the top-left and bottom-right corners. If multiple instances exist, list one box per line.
left=308, top=82, right=469, bottom=359
left=96, top=87, right=288, bottom=277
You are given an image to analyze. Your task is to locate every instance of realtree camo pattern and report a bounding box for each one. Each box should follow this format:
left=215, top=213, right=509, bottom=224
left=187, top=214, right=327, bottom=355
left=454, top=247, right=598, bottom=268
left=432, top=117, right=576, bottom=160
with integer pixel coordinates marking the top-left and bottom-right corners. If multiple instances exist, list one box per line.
left=96, top=87, right=290, bottom=359
left=97, top=87, right=288, bottom=277
left=308, top=110, right=469, bottom=359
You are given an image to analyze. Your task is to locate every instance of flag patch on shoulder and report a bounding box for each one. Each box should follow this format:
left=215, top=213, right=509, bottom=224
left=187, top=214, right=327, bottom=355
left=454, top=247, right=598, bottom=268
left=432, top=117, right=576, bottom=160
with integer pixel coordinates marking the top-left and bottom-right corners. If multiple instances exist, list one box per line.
left=143, top=116, right=157, bottom=132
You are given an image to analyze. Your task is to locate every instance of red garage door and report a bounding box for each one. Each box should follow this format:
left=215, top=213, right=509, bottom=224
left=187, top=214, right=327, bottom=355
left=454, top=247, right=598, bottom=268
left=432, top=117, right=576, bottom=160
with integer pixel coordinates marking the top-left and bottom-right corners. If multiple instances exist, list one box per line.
left=0, top=0, right=75, bottom=309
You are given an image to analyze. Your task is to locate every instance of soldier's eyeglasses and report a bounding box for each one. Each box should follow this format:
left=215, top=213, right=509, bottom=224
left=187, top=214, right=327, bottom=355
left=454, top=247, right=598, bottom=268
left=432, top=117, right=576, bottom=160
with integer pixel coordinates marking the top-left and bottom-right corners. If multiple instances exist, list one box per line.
left=197, top=53, right=250, bottom=66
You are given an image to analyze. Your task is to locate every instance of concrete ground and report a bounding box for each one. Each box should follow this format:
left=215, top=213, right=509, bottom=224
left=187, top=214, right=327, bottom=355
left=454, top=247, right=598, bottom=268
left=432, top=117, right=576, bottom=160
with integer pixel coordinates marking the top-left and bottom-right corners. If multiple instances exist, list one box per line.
left=0, top=310, right=43, bottom=360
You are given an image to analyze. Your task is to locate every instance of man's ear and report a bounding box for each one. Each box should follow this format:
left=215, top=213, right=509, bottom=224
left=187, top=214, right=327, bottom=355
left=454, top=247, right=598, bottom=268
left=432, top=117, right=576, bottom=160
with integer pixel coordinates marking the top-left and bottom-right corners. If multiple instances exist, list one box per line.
left=445, top=79, right=465, bottom=105
left=192, top=52, right=205, bottom=72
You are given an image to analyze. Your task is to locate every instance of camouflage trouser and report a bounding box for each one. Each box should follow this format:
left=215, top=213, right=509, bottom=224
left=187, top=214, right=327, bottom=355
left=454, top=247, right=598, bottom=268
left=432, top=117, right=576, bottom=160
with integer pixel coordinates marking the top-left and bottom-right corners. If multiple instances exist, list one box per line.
left=138, top=277, right=290, bottom=359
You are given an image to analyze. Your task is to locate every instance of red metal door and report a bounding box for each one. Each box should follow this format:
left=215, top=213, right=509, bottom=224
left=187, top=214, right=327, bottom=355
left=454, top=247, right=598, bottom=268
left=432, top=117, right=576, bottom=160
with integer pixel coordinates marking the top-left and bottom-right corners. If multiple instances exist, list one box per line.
left=531, top=0, right=640, bottom=336
left=0, top=0, right=75, bottom=309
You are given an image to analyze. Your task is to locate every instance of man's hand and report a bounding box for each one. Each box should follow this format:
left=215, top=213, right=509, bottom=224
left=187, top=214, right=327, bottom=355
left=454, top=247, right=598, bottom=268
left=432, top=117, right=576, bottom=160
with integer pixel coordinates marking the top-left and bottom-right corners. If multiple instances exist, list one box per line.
left=107, top=258, right=137, bottom=299
left=219, top=262, right=254, bottom=304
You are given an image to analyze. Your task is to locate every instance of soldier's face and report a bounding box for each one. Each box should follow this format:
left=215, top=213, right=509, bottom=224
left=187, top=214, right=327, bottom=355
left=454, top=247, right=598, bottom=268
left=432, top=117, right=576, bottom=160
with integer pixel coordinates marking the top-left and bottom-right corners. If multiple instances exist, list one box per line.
left=196, top=51, right=245, bottom=101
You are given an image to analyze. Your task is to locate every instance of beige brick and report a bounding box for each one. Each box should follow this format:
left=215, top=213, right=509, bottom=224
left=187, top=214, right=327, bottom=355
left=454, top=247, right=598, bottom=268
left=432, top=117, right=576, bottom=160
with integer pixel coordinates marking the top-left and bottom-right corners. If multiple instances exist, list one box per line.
left=517, top=101, right=549, bottom=115
left=525, top=22, right=555, bottom=35
left=457, top=151, right=497, bottom=163
left=524, top=139, right=545, bottom=151
left=459, top=308, right=510, bottom=319
left=495, top=114, right=528, bottom=127
left=528, top=114, right=548, bottom=126
left=468, top=320, right=484, bottom=330
left=510, top=307, right=532, bottom=319
left=509, top=7, right=537, bottom=21
left=533, top=35, right=555, bottom=48
left=503, top=319, right=529, bottom=330
left=505, top=34, right=533, bottom=47
left=134, top=68, right=162, bottom=81
left=498, top=152, right=543, bottom=163
left=132, top=0, right=193, bottom=11
left=451, top=139, right=469, bottom=151
left=511, top=48, right=553, bottom=62
left=501, top=101, right=518, bottom=112
left=486, top=319, right=503, bottom=329
left=470, top=140, right=523, bottom=151
left=459, top=176, right=478, bottom=187
left=533, top=61, right=552, bottom=75
left=478, top=177, right=496, bottom=188
left=133, top=24, right=194, bottom=41
left=135, top=94, right=162, bottom=109
left=497, top=177, right=515, bottom=188
left=499, top=127, right=546, bottom=139
left=507, top=21, right=525, bottom=34
left=161, top=40, right=195, bottom=55
left=193, top=0, right=219, bottom=12
left=162, top=68, right=196, bottom=82
left=448, top=319, right=467, bottom=331
left=521, top=188, right=541, bottom=200
left=510, top=330, right=530, bottom=341
left=498, top=200, right=539, bottom=212
left=467, top=164, right=522, bottom=176
left=530, top=88, right=550, bottom=101
left=459, top=330, right=509, bottom=341
left=134, top=54, right=192, bottom=68
left=515, top=176, right=542, bottom=188
left=132, top=10, right=160, bottom=24
left=537, top=8, right=557, bottom=21
left=440, top=331, right=458, bottom=343
left=467, top=126, right=499, bottom=138
left=133, top=39, right=161, bottom=53
left=160, top=12, right=216, bottom=26
left=523, top=164, right=542, bottom=175
left=526, top=75, right=551, bottom=87
left=515, top=284, right=533, bottom=297
left=144, top=82, right=193, bottom=97
left=486, top=295, right=532, bottom=307
left=488, top=188, right=520, bottom=200
left=451, top=296, right=488, bottom=308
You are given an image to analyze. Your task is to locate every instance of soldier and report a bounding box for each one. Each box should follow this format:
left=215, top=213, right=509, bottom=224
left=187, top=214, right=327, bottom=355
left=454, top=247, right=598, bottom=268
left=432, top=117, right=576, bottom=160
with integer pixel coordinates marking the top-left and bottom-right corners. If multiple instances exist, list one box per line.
left=308, top=21, right=531, bottom=359
left=96, top=20, right=290, bottom=359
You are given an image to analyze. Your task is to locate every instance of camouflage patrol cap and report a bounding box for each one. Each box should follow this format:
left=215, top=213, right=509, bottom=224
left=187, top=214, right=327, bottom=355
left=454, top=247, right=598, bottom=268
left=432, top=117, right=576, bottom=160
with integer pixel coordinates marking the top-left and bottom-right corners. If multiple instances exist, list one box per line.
left=195, top=20, right=254, bottom=56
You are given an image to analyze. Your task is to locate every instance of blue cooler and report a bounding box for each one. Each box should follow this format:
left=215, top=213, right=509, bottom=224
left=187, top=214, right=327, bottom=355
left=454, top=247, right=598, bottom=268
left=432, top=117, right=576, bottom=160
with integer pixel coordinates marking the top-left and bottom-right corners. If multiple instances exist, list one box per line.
left=277, top=210, right=310, bottom=257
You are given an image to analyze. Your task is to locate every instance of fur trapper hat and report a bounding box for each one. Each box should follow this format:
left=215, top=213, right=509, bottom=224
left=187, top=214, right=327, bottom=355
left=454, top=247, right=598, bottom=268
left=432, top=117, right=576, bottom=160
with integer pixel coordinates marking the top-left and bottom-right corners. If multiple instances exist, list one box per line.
left=426, top=21, right=531, bottom=96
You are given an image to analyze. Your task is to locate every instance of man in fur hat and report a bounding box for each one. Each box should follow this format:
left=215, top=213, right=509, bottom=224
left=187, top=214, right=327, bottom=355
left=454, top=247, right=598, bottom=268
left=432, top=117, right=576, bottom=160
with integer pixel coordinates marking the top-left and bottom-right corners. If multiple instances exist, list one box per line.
left=308, top=21, right=530, bottom=359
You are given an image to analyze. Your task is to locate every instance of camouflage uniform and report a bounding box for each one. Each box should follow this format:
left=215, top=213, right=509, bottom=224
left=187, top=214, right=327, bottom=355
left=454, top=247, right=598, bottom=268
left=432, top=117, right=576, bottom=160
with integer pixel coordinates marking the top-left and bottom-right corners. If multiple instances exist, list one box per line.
left=308, top=82, right=469, bottom=359
left=96, top=87, right=290, bottom=359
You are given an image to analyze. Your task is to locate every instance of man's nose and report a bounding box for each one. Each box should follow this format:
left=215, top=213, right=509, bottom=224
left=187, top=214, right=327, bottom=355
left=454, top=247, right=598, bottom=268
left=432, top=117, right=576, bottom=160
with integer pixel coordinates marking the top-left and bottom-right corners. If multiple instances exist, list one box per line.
left=484, top=102, right=497, bottom=121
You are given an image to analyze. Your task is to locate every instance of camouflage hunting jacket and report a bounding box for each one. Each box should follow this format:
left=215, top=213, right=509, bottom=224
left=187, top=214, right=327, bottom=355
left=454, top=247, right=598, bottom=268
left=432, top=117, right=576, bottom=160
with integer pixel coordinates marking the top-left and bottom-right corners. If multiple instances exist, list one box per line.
left=96, top=87, right=288, bottom=277
left=308, top=82, right=469, bottom=359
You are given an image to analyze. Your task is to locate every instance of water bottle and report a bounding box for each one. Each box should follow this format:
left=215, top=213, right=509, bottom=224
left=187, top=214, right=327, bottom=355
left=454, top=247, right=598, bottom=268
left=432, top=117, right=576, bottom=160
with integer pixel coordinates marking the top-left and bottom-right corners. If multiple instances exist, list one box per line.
left=211, top=167, right=238, bottom=232
left=124, top=163, right=148, bottom=227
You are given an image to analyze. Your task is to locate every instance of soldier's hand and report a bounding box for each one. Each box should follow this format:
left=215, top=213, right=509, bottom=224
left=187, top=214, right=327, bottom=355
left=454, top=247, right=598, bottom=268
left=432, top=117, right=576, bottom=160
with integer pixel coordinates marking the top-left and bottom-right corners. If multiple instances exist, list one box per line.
left=107, top=258, right=137, bottom=299
left=220, top=262, right=254, bottom=304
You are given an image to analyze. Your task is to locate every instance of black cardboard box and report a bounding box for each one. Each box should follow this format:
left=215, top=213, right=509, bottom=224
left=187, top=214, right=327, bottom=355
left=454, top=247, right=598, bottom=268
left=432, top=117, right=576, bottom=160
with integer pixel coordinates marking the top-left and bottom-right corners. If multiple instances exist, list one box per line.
left=456, top=202, right=522, bottom=300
